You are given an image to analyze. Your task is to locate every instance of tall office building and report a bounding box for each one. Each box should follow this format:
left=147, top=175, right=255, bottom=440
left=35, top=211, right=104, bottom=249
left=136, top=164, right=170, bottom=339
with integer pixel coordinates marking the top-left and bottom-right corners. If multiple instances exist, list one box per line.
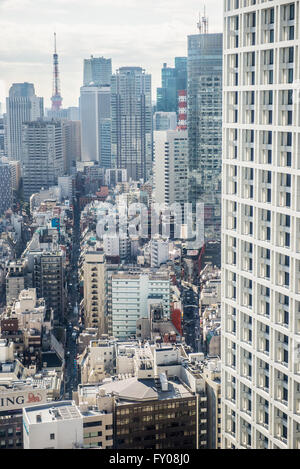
left=222, top=0, right=300, bottom=449
left=187, top=33, right=223, bottom=241
left=83, top=56, right=112, bottom=86
left=62, top=120, right=82, bottom=173
left=175, top=57, right=188, bottom=94
left=5, top=83, right=43, bottom=162
left=22, top=120, right=64, bottom=200
left=156, top=58, right=187, bottom=115
left=111, top=67, right=152, bottom=181
left=80, top=85, right=111, bottom=168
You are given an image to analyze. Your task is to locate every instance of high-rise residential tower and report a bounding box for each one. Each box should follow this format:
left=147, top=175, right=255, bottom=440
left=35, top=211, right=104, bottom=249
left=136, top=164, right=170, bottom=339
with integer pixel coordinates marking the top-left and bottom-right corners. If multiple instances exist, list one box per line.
left=187, top=32, right=223, bottom=242
left=0, top=159, right=13, bottom=215
left=153, top=129, right=188, bottom=208
left=222, top=0, right=300, bottom=449
left=111, top=67, right=152, bottom=181
left=80, top=85, right=111, bottom=168
left=83, top=250, right=107, bottom=336
left=5, top=83, right=44, bottom=162
left=83, top=56, right=112, bottom=86
left=22, top=120, right=64, bottom=199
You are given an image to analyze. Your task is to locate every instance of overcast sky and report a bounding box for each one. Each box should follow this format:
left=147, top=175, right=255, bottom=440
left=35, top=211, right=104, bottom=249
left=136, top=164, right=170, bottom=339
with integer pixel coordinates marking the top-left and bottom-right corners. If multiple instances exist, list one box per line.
left=0, top=0, right=223, bottom=109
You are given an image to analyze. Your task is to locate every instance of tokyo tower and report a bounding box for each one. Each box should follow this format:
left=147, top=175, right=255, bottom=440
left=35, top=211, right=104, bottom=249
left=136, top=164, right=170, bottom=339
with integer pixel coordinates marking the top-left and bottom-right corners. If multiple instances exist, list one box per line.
left=51, top=32, right=63, bottom=111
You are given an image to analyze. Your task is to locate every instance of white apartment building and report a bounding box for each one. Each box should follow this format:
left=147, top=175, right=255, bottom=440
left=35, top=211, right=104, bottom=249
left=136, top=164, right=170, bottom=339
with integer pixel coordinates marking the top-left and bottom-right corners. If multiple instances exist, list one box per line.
left=153, top=129, right=188, bottom=207
left=111, top=270, right=171, bottom=339
left=150, top=236, right=170, bottom=268
left=83, top=251, right=107, bottom=335
left=103, top=235, right=129, bottom=260
left=10, top=288, right=45, bottom=330
left=222, top=0, right=300, bottom=449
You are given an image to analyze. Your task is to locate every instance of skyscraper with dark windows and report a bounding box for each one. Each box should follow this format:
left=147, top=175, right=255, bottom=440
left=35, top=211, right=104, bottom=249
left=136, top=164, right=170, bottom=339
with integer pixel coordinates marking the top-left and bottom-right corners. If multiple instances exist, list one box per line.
left=111, top=67, right=152, bottom=181
left=187, top=33, right=223, bottom=242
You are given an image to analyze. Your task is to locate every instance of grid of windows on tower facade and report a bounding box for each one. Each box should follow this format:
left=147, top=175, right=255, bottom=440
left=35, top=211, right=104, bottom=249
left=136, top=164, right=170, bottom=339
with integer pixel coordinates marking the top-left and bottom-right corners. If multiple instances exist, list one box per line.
left=222, top=0, right=300, bottom=450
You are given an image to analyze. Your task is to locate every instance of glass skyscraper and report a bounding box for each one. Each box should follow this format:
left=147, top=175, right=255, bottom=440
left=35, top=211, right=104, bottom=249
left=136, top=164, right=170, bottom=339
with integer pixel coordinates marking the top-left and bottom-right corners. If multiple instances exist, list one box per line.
left=156, top=58, right=187, bottom=114
left=187, top=33, right=223, bottom=242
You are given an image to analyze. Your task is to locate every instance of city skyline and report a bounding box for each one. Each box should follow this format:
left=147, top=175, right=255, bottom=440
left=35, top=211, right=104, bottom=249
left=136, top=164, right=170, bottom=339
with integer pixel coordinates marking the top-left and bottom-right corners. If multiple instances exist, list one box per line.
left=0, top=0, right=223, bottom=108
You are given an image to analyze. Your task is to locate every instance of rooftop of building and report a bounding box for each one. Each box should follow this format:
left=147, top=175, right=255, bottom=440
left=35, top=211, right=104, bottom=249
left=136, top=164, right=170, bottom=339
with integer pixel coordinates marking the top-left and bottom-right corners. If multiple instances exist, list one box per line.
left=86, top=376, right=193, bottom=405
left=24, top=401, right=81, bottom=425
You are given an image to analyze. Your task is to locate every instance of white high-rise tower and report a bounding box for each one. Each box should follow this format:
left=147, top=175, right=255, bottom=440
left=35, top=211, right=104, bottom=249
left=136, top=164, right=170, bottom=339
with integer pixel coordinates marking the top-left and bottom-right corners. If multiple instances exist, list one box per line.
left=222, top=0, right=300, bottom=449
left=5, top=83, right=43, bottom=162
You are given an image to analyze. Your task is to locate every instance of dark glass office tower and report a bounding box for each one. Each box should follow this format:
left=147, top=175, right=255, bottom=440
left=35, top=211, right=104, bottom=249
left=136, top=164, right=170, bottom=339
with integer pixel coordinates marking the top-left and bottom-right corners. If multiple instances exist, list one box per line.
left=187, top=33, right=223, bottom=242
left=111, top=67, right=152, bottom=182
left=175, top=57, right=188, bottom=93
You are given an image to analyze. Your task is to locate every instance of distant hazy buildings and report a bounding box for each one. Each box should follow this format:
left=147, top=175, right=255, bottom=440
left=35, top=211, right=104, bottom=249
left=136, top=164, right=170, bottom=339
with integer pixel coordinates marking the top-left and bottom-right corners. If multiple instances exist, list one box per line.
left=153, top=112, right=177, bottom=131
left=5, top=83, right=44, bottom=162
left=156, top=58, right=187, bottom=115
left=45, top=106, right=80, bottom=121
left=111, top=67, right=152, bottom=181
left=187, top=33, right=223, bottom=241
left=83, top=56, right=112, bottom=86
left=22, top=120, right=64, bottom=200
left=80, top=85, right=111, bottom=169
left=0, top=117, right=5, bottom=156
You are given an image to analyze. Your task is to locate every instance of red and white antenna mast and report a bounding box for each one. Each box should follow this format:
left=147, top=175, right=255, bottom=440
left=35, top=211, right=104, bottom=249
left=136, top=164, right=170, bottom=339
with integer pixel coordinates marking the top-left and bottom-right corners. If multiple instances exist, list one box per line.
left=51, top=32, right=63, bottom=111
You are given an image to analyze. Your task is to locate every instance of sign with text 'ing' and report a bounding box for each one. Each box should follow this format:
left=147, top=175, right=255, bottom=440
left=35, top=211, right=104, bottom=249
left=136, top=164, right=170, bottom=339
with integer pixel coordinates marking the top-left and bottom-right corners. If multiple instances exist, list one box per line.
left=0, top=389, right=47, bottom=411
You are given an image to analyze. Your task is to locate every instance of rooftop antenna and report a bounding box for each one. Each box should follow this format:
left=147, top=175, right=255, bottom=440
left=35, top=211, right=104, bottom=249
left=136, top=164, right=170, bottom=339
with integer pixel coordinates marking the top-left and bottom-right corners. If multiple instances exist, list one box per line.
left=197, top=12, right=202, bottom=34
left=198, top=4, right=209, bottom=34
left=203, top=4, right=209, bottom=34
